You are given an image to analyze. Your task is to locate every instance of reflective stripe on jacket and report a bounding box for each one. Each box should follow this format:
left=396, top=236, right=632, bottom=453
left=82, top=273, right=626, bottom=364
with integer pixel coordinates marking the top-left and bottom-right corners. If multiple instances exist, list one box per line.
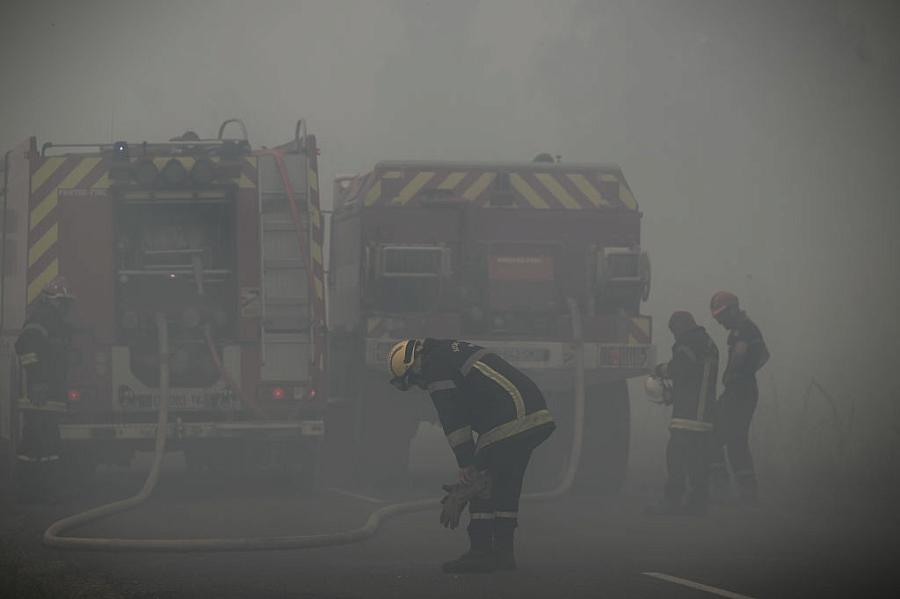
left=420, top=338, right=555, bottom=467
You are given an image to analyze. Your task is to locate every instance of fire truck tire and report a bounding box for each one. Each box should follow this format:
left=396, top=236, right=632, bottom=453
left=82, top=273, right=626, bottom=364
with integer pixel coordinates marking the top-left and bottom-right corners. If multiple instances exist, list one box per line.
left=531, top=381, right=629, bottom=495
left=575, top=380, right=630, bottom=494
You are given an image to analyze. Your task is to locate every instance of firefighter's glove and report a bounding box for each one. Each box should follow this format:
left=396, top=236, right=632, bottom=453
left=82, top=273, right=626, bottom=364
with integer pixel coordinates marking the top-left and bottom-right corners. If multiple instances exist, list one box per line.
left=439, top=470, right=492, bottom=530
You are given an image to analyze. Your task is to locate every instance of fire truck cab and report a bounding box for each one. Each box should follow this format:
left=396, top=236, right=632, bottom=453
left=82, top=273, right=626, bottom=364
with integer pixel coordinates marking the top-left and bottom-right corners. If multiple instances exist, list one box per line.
left=327, top=158, right=654, bottom=492
left=0, top=120, right=326, bottom=489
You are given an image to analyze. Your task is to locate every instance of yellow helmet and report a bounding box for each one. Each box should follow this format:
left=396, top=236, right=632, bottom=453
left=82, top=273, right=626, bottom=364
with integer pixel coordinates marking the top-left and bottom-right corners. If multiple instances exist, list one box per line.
left=388, top=339, right=421, bottom=389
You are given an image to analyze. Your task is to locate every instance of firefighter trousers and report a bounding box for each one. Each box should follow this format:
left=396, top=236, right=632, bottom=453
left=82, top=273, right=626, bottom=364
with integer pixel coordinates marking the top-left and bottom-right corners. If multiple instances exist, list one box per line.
left=711, top=388, right=758, bottom=500
left=665, top=430, right=711, bottom=510
left=468, top=424, right=554, bottom=546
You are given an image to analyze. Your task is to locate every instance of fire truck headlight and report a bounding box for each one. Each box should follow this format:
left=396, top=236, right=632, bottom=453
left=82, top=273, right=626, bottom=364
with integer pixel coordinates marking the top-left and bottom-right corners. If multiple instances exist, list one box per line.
left=134, top=159, right=159, bottom=187
left=190, top=158, right=215, bottom=185
left=161, top=159, right=188, bottom=186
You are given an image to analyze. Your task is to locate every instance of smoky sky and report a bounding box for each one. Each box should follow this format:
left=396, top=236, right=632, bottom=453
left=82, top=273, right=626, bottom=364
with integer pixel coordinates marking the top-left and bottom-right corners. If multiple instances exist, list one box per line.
left=2, top=0, right=899, bottom=406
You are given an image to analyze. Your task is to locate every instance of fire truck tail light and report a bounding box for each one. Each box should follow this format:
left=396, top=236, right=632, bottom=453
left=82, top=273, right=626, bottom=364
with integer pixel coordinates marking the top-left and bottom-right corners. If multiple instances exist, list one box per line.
left=271, top=386, right=287, bottom=400
left=308, top=388, right=317, bottom=400
left=67, top=389, right=81, bottom=402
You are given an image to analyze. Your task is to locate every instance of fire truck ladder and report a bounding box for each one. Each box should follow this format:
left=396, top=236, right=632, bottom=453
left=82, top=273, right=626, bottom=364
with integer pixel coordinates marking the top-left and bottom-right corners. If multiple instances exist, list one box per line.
left=256, top=145, right=314, bottom=392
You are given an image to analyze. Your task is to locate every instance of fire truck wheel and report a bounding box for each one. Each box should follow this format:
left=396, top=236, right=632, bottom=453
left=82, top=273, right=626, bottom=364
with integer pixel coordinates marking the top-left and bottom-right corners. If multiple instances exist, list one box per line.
left=576, top=380, right=630, bottom=494
left=527, top=381, right=630, bottom=495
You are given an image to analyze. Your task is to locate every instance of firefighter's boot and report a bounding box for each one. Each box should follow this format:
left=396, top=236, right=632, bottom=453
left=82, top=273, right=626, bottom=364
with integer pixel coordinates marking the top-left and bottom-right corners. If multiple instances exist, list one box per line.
left=442, top=520, right=496, bottom=574
left=494, top=519, right=517, bottom=571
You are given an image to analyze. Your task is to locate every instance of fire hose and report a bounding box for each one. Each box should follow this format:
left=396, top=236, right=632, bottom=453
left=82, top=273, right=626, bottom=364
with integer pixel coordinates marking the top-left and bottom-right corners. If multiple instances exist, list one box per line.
left=43, top=298, right=586, bottom=551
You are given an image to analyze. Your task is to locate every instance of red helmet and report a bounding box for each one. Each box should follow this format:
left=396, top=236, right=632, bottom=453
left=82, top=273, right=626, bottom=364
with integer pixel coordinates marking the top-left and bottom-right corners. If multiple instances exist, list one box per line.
left=710, top=291, right=738, bottom=318
left=42, top=276, right=74, bottom=300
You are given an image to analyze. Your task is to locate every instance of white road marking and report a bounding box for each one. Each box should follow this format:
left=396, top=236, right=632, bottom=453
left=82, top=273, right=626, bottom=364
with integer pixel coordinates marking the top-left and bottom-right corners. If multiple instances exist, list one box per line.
left=327, top=487, right=385, bottom=504
left=643, top=572, right=757, bottom=599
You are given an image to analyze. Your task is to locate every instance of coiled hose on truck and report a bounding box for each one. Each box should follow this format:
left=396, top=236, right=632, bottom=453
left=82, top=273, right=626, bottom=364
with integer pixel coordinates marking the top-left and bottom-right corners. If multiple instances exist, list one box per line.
left=43, top=299, right=587, bottom=551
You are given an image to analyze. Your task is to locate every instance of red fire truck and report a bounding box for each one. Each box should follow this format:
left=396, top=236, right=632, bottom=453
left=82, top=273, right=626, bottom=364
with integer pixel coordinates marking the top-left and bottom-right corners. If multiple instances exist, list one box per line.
left=327, top=157, right=654, bottom=492
left=0, top=120, right=326, bottom=486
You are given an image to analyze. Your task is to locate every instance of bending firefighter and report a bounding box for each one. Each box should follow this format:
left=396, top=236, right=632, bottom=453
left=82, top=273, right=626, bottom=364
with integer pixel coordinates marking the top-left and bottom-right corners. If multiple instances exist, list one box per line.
left=388, top=338, right=555, bottom=574
left=709, top=291, right=770, bottom=505
left=647, top=311, right=719, bottom=516
left=14, top=276, right=75, bottom=501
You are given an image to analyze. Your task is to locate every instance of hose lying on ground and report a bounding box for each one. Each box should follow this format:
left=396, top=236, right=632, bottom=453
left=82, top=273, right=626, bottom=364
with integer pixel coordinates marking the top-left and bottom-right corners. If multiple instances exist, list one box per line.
left=43, top=299, right=587, bottom=551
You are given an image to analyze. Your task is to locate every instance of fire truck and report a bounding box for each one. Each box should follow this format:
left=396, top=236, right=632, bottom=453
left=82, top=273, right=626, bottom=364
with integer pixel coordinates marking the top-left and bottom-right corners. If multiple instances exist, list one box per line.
left=0, top=119, right=326, bottom=486
left=326, top=156, right=655, bottom=492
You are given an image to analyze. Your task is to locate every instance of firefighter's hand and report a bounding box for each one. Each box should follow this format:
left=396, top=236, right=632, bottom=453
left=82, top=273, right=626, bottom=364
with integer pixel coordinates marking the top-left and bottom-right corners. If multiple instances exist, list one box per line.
left=458, top=465, right=479, bottom=484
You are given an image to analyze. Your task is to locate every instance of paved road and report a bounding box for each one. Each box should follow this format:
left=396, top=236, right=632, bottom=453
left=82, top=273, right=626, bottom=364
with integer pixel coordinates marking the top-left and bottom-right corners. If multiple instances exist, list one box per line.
left=3, top=447, right=896, bottom=599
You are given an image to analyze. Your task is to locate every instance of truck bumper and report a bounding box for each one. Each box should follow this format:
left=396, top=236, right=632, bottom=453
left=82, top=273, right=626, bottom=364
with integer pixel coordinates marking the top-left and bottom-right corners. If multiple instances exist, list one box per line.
left=59, top=419, right=325, bottom=442
left=365, top=337, right=655, bottom=391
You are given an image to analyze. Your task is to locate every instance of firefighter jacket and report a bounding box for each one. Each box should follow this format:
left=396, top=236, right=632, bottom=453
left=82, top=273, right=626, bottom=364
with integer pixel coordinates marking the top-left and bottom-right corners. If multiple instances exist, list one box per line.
left=723, top=313, right=769, bottom=392
left=419, top=338, right=555, bottom=468
left=15, top=300, right=72, bottom=407
left=656, top=326, right=718, bottom=433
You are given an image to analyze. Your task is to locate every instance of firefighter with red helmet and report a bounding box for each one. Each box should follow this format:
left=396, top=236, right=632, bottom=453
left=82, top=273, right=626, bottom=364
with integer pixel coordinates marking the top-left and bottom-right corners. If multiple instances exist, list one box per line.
left=389, top=338, right=555, bottom=573
left=647, top=311, right=719, bottom=516
left=709, top=291, right=770, bottom=505
left=14, top=276, right=75, bottom=500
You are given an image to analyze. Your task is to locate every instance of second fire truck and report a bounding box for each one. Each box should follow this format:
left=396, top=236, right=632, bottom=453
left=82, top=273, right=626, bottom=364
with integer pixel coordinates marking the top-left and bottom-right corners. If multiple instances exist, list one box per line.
left=327, top=156, right=654, bottom=492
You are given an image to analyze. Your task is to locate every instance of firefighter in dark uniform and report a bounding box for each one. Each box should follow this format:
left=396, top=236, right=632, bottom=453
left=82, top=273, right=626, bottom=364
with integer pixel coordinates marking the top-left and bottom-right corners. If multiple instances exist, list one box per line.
left=14, top=276, right=75, bottom=500
left=648, top=311, right=719, bottom=515
left=709, top=291, right=769, bottom=505
left=388, top=338, right=555, bottom=573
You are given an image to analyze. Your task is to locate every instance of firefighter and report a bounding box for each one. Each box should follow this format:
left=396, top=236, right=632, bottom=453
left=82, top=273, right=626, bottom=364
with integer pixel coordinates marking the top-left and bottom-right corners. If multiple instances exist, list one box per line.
left=388, top=338, right=555, bottom=573
left=709, top=291, right=770, bottom=505
left=647, top=311, right=718, bottom=516
left=14, top=276, right=75, bottom=501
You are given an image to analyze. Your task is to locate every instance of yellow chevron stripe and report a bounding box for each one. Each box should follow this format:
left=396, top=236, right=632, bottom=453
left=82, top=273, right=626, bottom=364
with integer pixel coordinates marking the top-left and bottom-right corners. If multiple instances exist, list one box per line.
left=382, top=171, right=403, bottom=179
left=620, top=184, right=637, bottom=210
left=31, top=158, right=66, bottom=193
left=58, top=157, right=101, bottom=191
left=308, top=168, right=318, bottom=192
left=30, top=157, right=98, bottom=231
left=238, top=174, right=255, bottom=189
left=535, top=173, right=580, bottom=209
left=244, top=157, right=257, bottom=168
left=510, top=174, right=549, bottom=209
left=567, top=173, right=609, bottom=207
left=633, top=317, right=651, bottom=338
left=364, top=181, right=381, bottom=206
left=473, top=361, right=525, bottom=419
left=27, top=259, right=58, bottom=304
left=92, top=173, right=110, bottom=189
left=599, top=173, right=637, bottom=210
left=393, top=172, right=435, bottom=205
left=311, top=242, right=323, bottom=265
left=367, top=317, right=382, bottom=335
left=28, top=223, right=58, bottom=267
left=438, top=171, right=467, bottom=190
left=314, top=278, right=324, bottom=300
left=30, top=194, right=57, bottom=231
left=462, top=172, right=495, bottom=201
